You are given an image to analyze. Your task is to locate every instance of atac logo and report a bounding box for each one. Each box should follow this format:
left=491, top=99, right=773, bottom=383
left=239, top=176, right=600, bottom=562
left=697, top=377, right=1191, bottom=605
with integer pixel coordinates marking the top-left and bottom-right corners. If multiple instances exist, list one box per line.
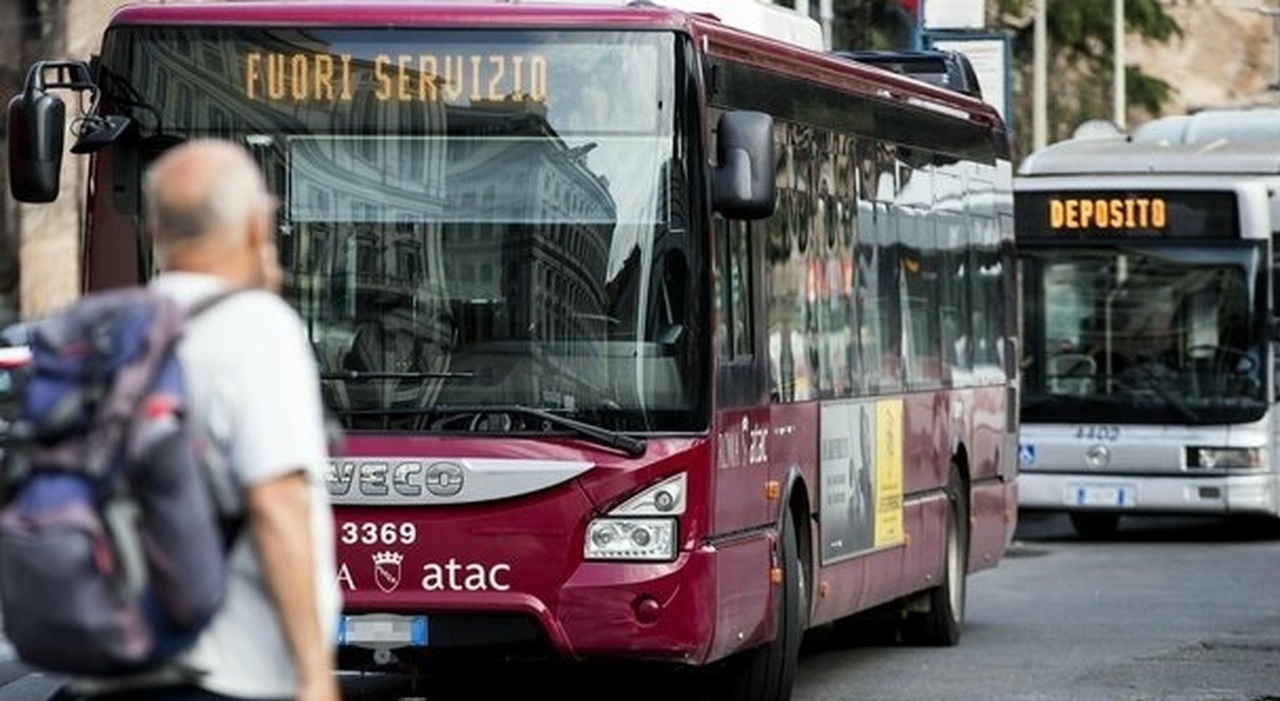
left=372, top=551, right=404, bottom=593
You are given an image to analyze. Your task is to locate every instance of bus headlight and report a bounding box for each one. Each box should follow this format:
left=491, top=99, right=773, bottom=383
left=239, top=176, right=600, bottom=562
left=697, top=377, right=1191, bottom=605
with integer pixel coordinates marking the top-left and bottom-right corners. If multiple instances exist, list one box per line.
left=583, top=473, right=686, bottom=561
left=1186, top=446, right=1265, bottom=470
left=584, top=518, right=676, bottom=560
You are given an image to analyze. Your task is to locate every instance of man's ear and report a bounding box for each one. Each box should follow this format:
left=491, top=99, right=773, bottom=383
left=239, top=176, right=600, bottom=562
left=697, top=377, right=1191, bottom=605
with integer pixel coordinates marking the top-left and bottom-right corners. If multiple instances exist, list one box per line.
left=246, top=200, right=271, bottom=249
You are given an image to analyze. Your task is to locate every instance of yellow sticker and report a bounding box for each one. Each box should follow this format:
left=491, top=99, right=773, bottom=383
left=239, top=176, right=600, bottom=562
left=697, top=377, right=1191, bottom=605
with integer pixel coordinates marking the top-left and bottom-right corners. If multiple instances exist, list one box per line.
left=873, top=398, right=903, bottom=547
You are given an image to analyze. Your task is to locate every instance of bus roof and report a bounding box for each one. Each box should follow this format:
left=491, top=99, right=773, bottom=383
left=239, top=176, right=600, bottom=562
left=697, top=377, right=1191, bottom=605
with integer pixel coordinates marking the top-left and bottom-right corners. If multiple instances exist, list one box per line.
left=1017, top=127, right=1280, bottom=178
left=106, top=0, right=1005, bottom=136
left=108, top=0, right=823, bottom=49
left=1131, top=108, right=1280, bottom=145
left=515, top=0, right=826, bottom=50
left=109, top=1, right=694, bottom=30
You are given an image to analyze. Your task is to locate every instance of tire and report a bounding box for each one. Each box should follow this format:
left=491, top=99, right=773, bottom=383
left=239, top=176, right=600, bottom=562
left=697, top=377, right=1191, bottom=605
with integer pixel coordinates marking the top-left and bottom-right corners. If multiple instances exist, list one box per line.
left=717, top=511, right=808, bottom=701
left=1069, top=511, right=1121, bottom=539
left=901, top=465, right=968, bottom=647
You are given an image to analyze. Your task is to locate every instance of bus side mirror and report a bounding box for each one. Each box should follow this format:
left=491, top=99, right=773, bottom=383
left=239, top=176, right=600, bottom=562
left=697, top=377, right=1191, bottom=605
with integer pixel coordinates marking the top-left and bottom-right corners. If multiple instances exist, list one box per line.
left=7, top=59, right=119, bottom=203
left=8, top=85, right=66, bottom=203
left=712, top=111, right=776, bottom=220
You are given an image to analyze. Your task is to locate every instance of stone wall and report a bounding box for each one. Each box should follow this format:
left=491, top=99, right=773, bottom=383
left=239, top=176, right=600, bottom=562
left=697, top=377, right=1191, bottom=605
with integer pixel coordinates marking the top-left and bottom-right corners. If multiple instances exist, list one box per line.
left=3, top=1, right=132, bottom=321
left=1130, top=0, right=1278, bottom=115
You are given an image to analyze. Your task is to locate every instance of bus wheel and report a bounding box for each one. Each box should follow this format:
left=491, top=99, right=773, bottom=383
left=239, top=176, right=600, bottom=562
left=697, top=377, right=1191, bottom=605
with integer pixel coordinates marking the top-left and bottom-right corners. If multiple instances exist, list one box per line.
left=1069, top=512, right=1120, bottom=539
left=717, top=510, right=807, bottom=701
left=902, top=465, right=967, bottom=647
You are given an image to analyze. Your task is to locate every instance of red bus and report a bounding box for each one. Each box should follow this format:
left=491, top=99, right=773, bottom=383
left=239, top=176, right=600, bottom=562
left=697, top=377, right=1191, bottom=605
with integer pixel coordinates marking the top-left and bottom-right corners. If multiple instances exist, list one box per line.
left=6, top=1, right=1019, bottom=699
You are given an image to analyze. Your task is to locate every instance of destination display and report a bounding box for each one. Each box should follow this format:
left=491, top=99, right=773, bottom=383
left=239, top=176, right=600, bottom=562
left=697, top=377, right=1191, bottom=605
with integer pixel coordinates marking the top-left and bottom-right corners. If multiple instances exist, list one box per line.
left=102, top=27, right=668, bottom=135
left=1016, top=190, right=1238, bottom=239
left=243, top=51, right=549, bottom=104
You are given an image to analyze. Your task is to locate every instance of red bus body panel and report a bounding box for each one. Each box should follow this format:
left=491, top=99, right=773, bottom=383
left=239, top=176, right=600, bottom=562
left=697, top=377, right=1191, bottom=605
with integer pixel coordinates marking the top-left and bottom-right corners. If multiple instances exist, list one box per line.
left=334, top=434, right=723, bottom=663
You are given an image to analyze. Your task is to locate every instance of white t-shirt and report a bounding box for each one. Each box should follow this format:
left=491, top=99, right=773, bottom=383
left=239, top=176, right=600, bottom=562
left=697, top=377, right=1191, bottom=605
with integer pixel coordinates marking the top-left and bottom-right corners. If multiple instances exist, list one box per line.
left=149, top=273, right=339, bottom=699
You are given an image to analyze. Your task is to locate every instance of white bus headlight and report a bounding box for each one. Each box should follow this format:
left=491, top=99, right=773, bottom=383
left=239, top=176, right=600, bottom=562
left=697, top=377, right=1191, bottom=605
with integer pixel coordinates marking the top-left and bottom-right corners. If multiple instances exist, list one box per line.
left=1186, top=446, right=1265, bottom=470
left=584, top=518, right=676, bottom=560
left=583, top=473, right=686, bottom=561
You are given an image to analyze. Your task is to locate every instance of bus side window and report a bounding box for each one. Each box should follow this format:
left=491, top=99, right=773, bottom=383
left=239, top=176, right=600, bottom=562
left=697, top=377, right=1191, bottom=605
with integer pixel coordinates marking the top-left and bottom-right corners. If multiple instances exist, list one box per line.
left=716, top=217, right=761, bottom=407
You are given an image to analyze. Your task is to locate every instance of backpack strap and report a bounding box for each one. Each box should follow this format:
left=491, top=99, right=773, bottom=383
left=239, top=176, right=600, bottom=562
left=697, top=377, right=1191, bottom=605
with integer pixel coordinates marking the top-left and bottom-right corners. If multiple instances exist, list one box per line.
left=84, top=288, right=252, bottom=483
left=182, top=285, right=255, bottom=323
left=174, top=285, right=258, bottom=550
left=103, top=288, right=257, bottom=599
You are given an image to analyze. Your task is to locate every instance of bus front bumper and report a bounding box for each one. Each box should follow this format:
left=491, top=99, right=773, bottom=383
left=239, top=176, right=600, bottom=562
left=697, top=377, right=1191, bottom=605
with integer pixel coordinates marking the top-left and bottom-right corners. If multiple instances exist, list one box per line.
left=338, top=542, right=746, bottom=667
left=1019, top=471, right=1278, bottom=516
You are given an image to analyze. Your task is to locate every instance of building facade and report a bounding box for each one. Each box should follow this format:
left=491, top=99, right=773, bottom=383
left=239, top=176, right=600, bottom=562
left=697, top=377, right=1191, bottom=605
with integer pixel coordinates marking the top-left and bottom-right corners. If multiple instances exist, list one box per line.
left=2, top=1, right=134, bottom=323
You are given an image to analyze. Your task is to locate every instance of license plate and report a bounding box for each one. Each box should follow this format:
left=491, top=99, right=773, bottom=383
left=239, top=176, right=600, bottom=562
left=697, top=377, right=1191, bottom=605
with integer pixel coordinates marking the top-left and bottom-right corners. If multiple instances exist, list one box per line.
left=1068, top=484, right=1135, bottom=507
left=337, top=614, right=428, bottom=648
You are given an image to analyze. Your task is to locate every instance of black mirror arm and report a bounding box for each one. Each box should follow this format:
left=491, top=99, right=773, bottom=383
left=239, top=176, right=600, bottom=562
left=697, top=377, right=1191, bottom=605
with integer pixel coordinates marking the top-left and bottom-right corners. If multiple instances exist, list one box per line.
left=24, top=60, right=97, bottom=97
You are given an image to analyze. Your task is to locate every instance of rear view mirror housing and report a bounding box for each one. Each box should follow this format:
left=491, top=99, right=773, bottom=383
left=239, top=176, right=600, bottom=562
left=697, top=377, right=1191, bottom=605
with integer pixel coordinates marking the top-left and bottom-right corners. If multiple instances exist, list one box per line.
left=8, top=80, right=67, bottom=203
left=712, top=111, right=776, bottom=220
left=7, top=60, right=131, bottom=203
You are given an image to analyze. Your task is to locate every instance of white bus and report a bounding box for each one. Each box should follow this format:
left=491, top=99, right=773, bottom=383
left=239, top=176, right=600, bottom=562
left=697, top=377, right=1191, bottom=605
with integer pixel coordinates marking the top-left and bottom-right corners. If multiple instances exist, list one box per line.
left=1015, top=112, right=1280, bottom=537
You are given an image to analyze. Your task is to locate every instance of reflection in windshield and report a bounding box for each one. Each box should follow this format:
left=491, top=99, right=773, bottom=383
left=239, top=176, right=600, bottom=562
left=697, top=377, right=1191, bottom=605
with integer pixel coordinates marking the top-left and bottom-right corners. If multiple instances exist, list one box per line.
left=100, top=28, right=706, bottom=434
left=278, top=76, right=695, bottom=434
left=1021, top=244, right=1266, bottom=424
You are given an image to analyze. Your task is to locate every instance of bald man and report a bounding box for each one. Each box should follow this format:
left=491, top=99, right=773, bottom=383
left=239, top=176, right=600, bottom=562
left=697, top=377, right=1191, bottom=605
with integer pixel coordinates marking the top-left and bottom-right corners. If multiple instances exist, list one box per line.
left=74, top=140, right=340, bottom=701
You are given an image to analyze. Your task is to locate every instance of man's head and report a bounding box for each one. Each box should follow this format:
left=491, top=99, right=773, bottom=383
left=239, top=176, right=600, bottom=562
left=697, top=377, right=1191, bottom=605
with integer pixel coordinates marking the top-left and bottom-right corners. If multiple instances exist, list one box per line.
left=143, top=139, right=280, bottom=291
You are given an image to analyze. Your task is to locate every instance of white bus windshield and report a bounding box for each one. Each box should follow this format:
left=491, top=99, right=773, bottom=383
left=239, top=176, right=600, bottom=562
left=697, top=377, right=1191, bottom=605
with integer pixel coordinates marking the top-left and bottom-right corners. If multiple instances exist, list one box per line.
left=1021, top=242, right=1267, bottom=425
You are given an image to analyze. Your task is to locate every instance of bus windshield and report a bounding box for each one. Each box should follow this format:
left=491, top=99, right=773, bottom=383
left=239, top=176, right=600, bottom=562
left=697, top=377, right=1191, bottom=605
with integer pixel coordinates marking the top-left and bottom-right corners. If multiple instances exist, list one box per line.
left=98, top=27, right=704, bottom=433
left=1021, top=242, right=1267, bottom=425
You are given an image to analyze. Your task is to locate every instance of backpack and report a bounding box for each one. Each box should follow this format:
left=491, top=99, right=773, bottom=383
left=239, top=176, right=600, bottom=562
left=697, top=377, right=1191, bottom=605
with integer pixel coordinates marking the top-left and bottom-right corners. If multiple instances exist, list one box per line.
left=0, top=286, right=244, bottom=677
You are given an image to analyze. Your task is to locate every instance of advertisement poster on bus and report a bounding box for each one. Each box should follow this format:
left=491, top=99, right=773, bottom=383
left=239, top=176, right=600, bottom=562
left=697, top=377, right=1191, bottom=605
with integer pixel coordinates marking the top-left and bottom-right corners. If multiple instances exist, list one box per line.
left=819, top=399, right=904, bottom=563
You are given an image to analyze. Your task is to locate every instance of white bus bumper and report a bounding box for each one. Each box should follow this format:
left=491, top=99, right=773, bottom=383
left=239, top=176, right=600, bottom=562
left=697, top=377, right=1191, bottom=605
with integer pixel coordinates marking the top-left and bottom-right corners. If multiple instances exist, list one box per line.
left=1019, top=471, right=1278, bottom=516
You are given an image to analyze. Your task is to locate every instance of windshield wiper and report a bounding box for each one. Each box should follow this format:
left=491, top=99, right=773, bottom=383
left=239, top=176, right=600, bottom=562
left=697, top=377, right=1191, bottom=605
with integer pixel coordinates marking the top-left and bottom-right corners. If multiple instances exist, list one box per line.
left=456, top=404, right=647, bottom=458
left=321, top=370, right=477, bottom=381
left=330, top=404, right=647, bottom=457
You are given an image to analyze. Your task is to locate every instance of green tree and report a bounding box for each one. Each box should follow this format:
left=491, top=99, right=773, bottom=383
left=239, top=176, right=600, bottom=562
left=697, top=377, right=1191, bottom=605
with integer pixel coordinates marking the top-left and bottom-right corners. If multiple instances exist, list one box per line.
left=995, top=0, right=1181, bottom=160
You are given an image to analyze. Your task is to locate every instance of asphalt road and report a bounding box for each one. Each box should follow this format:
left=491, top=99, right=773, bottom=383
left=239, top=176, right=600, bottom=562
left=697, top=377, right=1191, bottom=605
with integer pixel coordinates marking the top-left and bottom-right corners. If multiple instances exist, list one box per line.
left=3, top=512, right=1279, bottom=701
left=331, top=512, right=1280, bottom=701
left=788, top=512, right=1280, bottom=701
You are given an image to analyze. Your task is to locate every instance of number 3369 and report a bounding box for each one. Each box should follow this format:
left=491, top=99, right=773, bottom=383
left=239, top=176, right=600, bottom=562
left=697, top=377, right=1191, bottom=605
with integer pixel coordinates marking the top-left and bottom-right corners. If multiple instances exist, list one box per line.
left=339, top=522, right=417, bottom=545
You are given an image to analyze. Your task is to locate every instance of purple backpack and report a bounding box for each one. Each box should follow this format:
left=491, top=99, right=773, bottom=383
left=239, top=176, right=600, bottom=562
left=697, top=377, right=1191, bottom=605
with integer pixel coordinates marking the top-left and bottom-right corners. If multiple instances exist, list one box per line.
left=0, top=287, right=241, bottom=676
